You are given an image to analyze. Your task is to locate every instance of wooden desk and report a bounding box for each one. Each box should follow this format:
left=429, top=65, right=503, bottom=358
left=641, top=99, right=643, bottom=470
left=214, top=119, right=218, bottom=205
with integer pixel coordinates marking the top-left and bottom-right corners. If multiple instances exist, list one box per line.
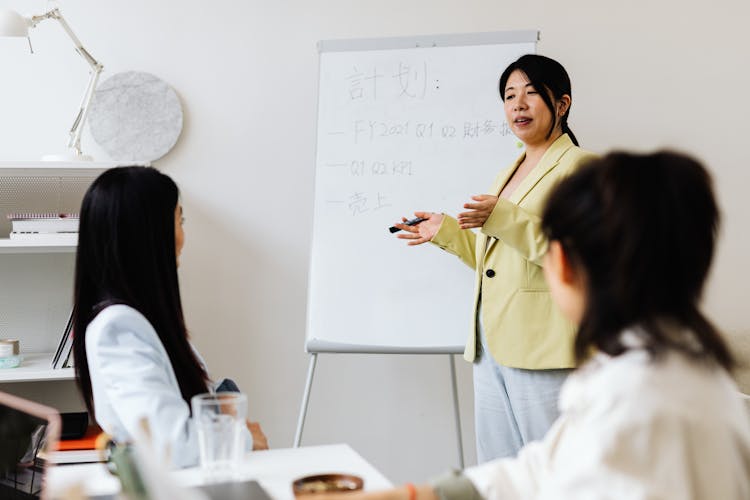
left=47, top=444, right=393, bottom=499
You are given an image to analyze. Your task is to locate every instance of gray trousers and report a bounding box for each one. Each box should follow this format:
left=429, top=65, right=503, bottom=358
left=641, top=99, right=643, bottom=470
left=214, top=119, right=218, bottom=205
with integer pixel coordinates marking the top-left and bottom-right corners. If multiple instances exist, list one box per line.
left=473, top=313, right=571, bottom=463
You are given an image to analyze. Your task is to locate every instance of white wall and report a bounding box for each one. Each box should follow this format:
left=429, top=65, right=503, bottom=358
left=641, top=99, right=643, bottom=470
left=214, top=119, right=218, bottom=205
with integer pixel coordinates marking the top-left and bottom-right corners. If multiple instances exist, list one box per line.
left=2, top=0, right=749, bottom=484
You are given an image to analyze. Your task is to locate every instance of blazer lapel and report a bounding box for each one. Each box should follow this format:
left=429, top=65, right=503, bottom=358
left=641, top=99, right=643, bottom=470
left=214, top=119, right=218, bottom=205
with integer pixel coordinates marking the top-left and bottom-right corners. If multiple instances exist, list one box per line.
left=482, top=153, right=524, bottom=256
left=509, top=134, right=574, bottom=205
left=484, top=134, right=574, bottom=256
left=491, top=154, right=524, bottom=197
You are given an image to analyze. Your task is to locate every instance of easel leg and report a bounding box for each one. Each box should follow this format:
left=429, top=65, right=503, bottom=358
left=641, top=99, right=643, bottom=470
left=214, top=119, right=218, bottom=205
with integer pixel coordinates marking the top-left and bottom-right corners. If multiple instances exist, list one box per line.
left=294, top=353, right=318, bottom=448
left=449, top=354, right=465, bottom=469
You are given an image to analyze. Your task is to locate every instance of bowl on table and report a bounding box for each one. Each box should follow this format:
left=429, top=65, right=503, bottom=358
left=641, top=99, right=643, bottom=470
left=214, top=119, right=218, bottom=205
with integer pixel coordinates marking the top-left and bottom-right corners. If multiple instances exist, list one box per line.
left=292, top=473, right=364, bottom=496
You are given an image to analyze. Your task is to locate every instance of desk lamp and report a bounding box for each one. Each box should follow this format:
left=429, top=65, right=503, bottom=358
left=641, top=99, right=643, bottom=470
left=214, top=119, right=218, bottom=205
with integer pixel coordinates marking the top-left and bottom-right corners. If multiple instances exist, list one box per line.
left=0, top=7, right=103, bottom=161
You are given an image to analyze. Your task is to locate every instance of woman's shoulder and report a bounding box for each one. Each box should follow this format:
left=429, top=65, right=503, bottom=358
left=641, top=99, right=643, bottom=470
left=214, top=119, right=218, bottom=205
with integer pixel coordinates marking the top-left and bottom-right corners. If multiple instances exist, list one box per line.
left=89, top=303, right=151, bottom=328
left=563, top=347, right=743, bottom=426
left=86, top=304, right=160, bottom=349
left=562, top=143, right=598, bottom=167
left=544, top=134, right=598, bottom=171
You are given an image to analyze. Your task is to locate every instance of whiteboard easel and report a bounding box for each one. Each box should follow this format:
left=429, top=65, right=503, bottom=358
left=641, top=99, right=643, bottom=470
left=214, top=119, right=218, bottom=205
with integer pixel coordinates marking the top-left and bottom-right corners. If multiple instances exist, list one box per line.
left=297, top=31, right=539, bottom=468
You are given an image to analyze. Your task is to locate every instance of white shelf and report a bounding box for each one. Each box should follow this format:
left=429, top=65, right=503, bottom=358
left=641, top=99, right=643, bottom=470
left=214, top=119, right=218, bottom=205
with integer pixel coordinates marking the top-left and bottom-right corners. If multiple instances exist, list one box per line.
left=0, top=353, right=74, bottom=383
left=0, top=162, right=92, bottom=392
left=0, top=238, right=77, bottom=254
left=0, top=161, right=120, bottom=168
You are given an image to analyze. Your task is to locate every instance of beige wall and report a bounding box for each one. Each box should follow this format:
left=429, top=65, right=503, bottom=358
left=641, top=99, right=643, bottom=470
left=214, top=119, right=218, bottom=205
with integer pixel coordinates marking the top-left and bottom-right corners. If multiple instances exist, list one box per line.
left=1, top=0, right=749, bottom=483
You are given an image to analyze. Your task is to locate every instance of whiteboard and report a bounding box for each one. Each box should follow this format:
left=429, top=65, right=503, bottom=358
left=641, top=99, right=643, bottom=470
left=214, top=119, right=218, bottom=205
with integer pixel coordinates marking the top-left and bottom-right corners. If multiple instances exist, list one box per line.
left=306, top=31, right=537, bottom=353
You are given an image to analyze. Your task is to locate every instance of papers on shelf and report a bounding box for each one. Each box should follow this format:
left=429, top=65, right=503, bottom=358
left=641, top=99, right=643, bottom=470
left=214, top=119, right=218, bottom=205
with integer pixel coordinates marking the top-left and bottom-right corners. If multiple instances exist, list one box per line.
left=6, top=212, right=79, bottom=234
left=6, top=213, right=79, bottom=246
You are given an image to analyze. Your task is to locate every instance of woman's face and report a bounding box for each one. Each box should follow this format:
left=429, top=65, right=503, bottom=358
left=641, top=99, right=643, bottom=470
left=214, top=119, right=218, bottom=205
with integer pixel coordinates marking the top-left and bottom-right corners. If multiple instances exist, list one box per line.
left=503, top=70, right=564, bottom=147
left=175, top=204, right=185, bottom=266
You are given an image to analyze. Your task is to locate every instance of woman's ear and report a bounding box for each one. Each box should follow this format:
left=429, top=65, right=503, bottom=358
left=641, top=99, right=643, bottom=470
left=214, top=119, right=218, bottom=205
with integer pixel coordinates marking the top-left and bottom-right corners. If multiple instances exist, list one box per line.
left=557, top=94, right=571, bottom=117
left=545, top=240, right=587, bottom=324
left=547, top=240, right=577, bottom=284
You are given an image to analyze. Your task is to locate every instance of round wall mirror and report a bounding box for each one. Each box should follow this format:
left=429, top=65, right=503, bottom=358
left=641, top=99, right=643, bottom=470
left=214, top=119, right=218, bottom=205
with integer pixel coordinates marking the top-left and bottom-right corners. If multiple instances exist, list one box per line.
left=88, top=71, right=183, bottom=162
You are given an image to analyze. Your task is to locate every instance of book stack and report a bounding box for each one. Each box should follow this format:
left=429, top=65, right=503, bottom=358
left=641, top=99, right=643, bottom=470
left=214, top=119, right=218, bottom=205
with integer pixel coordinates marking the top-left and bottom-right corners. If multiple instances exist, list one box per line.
left=38, top=425, right=108, bottom=464
left=52, top=310, right=74, bottom=369
left=6, top=212, right=79, bottom=244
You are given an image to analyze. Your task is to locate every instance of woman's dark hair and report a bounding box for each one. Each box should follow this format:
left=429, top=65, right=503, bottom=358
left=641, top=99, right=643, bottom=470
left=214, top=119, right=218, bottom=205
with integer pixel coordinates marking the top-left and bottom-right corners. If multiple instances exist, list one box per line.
left=541, top=151, right=733, bottom=369
left=72, top=166, right=209, bottom=417
left=499, top=54, right=578, bottom=146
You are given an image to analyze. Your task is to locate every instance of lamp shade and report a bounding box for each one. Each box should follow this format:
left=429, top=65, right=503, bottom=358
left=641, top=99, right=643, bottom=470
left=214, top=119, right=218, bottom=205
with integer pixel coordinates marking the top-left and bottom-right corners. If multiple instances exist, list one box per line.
left=0, top=9, right=29, bottom=37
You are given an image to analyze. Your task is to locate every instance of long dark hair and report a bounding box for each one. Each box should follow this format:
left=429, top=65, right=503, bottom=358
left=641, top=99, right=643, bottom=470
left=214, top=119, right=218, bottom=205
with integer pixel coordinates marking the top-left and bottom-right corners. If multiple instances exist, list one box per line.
left=499, top=54, right=579, bottom=146
left=73, top=166, right=209, bottom=417
left=541, top=151, right=733, bottom=369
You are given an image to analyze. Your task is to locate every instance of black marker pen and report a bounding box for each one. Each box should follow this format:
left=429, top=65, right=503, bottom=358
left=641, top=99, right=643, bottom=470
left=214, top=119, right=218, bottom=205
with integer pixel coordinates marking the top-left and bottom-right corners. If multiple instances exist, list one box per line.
left=389, top=217, right=428, bottom=233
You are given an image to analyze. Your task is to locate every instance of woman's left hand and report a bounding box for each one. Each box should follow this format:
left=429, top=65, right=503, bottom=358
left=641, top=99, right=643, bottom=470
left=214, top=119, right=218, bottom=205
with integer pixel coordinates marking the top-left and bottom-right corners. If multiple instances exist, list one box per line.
left=457, top=195, right=498, bottom=229
left=247, top=420, right=269, bottom=450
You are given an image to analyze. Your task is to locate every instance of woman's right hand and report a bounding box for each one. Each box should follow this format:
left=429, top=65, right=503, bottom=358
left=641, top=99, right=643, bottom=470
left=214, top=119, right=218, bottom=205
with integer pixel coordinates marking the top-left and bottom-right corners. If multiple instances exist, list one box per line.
left=393, top=211, right=443, bottom=246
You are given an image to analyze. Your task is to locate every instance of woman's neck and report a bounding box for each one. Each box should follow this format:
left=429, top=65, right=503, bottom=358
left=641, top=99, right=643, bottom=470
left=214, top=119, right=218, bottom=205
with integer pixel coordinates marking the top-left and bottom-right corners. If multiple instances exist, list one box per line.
left=522, top=130, right=564, bottom=169
left=499, top=129, right=566, bottom=200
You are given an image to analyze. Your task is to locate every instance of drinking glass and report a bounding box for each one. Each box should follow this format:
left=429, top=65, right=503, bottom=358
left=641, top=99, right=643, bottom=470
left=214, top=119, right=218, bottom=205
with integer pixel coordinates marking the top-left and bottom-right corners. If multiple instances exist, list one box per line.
left=191, top=392, right=247, bottom=481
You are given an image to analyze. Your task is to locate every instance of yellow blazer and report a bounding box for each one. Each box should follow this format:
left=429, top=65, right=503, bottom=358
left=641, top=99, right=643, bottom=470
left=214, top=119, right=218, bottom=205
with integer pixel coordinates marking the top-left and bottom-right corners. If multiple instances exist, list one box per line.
left=431, top=134, right=597, bottom=369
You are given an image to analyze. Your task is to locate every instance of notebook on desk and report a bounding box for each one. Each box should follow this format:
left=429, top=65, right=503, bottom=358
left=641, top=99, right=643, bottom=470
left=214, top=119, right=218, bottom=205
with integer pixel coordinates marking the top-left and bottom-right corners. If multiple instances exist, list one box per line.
left=194, top=480, right=273, bottom=500
left=0, top=391, right=62, bottom=500
left=87, top=479, right=273, bottom=500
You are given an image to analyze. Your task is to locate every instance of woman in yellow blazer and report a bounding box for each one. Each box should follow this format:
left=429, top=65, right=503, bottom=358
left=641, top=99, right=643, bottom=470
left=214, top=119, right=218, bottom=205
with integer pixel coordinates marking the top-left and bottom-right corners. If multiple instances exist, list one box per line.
left=394, top=54, right=596, bottom=462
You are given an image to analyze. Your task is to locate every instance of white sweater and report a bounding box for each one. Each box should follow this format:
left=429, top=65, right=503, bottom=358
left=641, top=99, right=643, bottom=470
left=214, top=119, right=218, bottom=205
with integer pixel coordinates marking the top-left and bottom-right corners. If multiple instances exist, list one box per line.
left=449, top=334, right=750, bottom=499
left=85, top=304, right=248, bottom=468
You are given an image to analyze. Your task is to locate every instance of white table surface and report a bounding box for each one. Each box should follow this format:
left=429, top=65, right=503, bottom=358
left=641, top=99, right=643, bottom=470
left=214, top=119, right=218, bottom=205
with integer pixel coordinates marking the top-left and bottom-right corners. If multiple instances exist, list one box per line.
left=47, top=443, right=393, bottom=499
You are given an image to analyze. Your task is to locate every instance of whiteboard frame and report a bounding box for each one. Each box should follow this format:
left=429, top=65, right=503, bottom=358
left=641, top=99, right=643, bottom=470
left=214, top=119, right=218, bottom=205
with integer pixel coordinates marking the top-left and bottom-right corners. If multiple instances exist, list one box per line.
left=306, top=30, right=539, bottom=355
left=318, top=30, right=539, bottom=53
left=306, top=339, right=464, bottom=354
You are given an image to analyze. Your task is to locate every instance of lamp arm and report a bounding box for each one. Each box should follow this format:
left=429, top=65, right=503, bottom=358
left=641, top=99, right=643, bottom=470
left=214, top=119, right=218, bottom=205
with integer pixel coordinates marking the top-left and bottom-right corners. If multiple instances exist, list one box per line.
left=68, top=66, right=102, bottom=155
left=30, top=8, right=103, bottom=156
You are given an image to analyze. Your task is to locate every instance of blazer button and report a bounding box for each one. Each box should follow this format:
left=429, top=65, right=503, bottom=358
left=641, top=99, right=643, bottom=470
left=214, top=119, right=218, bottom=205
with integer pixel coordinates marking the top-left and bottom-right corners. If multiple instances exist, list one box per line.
left=485, top=269, right=495, bottom=278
